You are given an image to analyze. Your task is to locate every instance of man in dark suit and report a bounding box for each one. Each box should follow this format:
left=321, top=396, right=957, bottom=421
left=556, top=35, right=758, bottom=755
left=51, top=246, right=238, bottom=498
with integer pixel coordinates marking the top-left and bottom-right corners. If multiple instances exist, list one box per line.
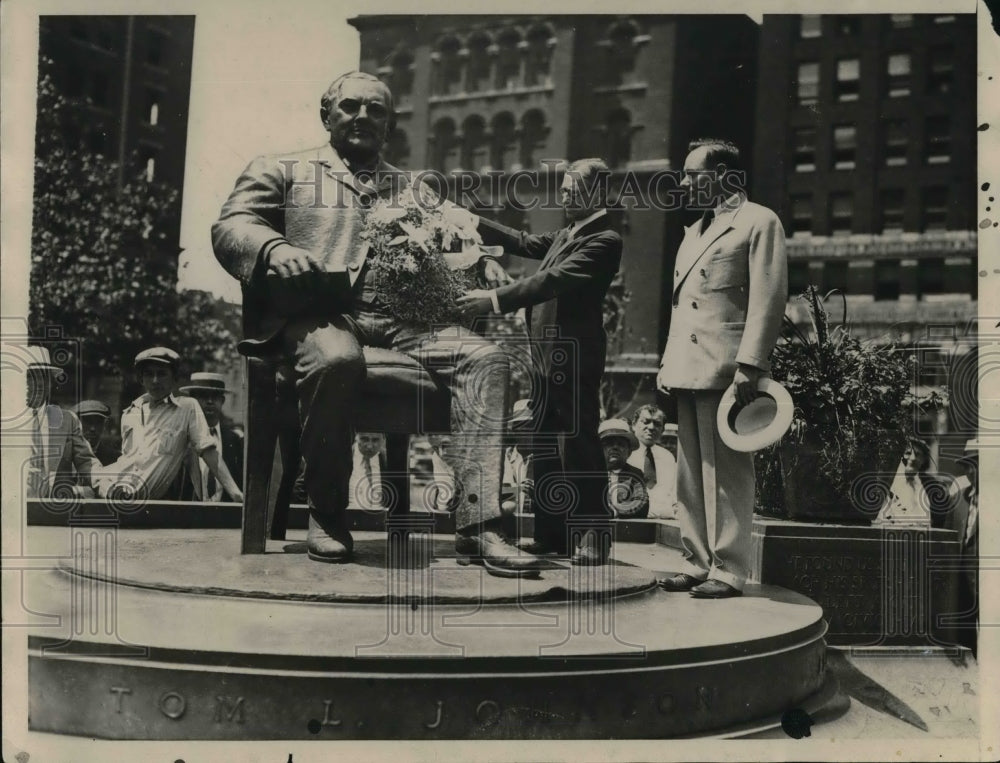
left=212, top=71, right=543, bottom=575
left=459, top=158, right=622, bottom=564
left=657, top=139, right=787, bottom=599
left=178, top=372, right=244, bottom=502
left=599, top=419, right=650, bottom=519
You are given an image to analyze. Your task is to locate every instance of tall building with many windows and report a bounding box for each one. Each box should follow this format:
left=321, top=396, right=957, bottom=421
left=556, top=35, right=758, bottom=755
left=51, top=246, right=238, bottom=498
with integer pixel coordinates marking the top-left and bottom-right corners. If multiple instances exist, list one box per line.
left=753, top=13, right=977, bottom=338
left=38, top=16, right=195, bottom=227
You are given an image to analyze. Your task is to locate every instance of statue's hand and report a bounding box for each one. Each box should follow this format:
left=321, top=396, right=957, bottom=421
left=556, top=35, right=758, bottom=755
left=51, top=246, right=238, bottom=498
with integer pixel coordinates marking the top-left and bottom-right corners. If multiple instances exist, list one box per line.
left=267, top=243, right=321, bottom=283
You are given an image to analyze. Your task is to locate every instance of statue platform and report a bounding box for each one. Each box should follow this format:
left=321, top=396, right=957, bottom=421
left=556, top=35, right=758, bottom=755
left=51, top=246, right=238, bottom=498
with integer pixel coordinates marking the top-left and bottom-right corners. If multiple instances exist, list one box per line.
left=23, top=524, right=841, bottom=740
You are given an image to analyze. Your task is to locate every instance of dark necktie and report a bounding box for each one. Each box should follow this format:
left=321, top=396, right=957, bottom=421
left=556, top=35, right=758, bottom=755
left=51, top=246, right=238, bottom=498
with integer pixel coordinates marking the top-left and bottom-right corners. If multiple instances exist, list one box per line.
left=206, top=427, right=218, bottom=497
left=643, top=446, right=657, bottom=489
left=700, top=209, right=715, bottom=235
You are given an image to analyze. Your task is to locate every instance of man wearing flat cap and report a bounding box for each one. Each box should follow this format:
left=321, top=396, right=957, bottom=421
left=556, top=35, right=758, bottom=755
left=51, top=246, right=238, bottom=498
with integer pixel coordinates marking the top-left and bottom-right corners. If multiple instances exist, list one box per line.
left=23, top=347, right=100, bottom=498
left=93, top=347, right=243, bottom=502
left=177, top=372, right=244, bottom=502
left=73, top=400, right=121, bottom=466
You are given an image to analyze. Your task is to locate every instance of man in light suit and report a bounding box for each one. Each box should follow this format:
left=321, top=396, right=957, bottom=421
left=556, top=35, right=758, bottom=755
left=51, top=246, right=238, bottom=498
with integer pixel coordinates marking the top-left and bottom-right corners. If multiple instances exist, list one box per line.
left=460, top=158, right=622, bottom=565
left=24, top=347, right=100, bottom=498
left=212, top=71, right=543, bottom=576
left=657, top=139, right=787, bottom=599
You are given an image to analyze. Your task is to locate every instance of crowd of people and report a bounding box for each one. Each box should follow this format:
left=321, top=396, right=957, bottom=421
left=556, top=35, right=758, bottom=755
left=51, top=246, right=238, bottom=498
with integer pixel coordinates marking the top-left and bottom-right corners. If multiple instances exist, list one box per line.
left=25, top=345, right=243, bottom=504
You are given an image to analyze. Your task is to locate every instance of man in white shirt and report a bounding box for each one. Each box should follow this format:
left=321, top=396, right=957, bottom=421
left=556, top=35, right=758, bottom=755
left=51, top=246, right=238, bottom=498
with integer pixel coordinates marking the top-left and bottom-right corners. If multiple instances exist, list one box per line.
left=627, top=404, right=678, bottom=519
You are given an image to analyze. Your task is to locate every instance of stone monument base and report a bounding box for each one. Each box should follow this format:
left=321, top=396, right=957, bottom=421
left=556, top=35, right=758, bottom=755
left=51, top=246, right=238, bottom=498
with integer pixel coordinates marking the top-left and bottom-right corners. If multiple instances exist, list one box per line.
left=28, top=528, right=838, bottom=739
left=750, top=519, right=963, bottom=647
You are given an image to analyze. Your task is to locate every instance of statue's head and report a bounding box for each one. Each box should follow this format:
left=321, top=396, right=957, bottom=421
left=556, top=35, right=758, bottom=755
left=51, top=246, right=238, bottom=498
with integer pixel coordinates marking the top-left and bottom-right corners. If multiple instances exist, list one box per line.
left=320, top=71, right=395, bottom=163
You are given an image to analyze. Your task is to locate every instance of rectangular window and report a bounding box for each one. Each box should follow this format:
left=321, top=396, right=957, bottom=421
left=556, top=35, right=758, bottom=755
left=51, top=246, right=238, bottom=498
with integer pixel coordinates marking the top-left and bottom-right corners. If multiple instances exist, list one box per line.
left=880, top=189, right=905, bottom=232
left=922, top=187, right=949, bottom=231
left=874, top=260, right=901, bottom=301
left=925, top=115, right=951, bottom=165
left=792, top=127, right=817, bottom=172
left=836, top=16, right=862, bottom=36
left=823, top=261, right=849, bottom=292
left=789, top=261, right=811, bottom=296
left=799, top=15, right=822, bottom=38
left=145, top=89, right=162, bottom=126
left=832, top=124, right=856, bottom=170
left=928, top=45, right=954, bottom=94
left=790, top=194, right=813, bottom=237
left=883, top=119, right=908, bottom=166
left=830, top=192, right=853, bottom=236
left=917, top=257, right=946, bottom=297
left=835, top=58, right=860, bottom=102
left=797, top=62, right=820, bottom=105
left=146, top=29, right=166, bottom=66
left=886, top=53, right=911, bottom=97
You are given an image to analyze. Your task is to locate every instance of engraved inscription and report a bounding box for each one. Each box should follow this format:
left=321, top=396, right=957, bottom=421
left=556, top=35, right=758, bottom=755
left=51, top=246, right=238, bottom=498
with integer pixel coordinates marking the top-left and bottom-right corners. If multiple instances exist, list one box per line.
left=213, top=695, right=245, bottom=724
left=424, top=700, right=444, bottom=730
left=476, top=700, right=501, bottom=727
left=321, top=699, right=342, bottom=727
left=697, top=686, right=718, bottom=712
left=657, top=694, right=675, bottom=714
left=109, top=686, right=131, bottom=714
left=158, top=691, right=186, bottom=720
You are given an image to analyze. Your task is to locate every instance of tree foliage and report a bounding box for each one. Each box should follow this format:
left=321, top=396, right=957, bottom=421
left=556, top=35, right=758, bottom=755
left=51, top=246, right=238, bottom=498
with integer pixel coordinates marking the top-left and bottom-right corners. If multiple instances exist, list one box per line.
left=29, top=58, right=237, bottom=393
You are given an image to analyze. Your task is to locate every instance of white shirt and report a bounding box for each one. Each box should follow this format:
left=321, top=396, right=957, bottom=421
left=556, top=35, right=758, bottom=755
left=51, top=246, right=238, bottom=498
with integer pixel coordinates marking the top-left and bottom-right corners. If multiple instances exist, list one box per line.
left=199, top=425, right=225, bottom=501
left=627, top=443, right=678, bottom=518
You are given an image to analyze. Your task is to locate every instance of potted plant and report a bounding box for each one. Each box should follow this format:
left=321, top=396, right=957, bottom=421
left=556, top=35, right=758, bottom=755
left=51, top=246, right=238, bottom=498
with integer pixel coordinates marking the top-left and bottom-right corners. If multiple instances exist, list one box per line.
left=754, top=286, right=948, bottom=524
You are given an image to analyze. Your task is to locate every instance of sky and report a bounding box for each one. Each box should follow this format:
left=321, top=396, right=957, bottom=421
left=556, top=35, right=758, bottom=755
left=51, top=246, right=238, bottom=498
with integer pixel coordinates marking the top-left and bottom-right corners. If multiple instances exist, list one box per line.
left=177, top=5, right=360, bottom=302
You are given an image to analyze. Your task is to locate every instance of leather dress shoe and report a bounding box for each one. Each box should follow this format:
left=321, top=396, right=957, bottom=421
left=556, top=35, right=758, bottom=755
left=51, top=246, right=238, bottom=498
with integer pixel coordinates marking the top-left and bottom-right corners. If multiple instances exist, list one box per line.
left=690, top=579, right=742, bottom=599
left=570, top=530, right=612, bottom=566
left=657, top=573, right=702, bottom=591
left=307, top=512, right=354, bottom=563
left=456, top=529, right=546, bottom=578
left=517, top=539, right=568, bottom=557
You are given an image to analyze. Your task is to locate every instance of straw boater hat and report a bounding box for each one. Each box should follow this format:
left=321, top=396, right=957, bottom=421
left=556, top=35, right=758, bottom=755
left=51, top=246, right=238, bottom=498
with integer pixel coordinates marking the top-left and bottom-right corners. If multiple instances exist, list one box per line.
left=134, top=346, right=180, bottom=370
left=73, top=400, right=112, bottom=419
left=716, top=378, right=794, bottom=453
left=25, top=346, right=61, bottom=372
left=179, top=372, right=232, bottom=395
left=598, top=418, right=639, bottom=450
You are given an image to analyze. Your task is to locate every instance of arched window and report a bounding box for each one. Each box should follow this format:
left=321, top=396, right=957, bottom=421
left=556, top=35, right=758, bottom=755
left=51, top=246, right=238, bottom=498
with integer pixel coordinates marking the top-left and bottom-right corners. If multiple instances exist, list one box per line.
left=466, top=31, right=493, bottom=92
left=389, top=49, right=414, bottom=105
left=606, top=108, right=633, bottom=168
left=461, top=115, right=489, bottom=172
left=384, top=128, right=411, bottom=169
left=519, top=109, right=549, bottom=170
left=495, top=28, right=523, bottom=90
left=604, top=19, right=640, bottom=86
left=430, top=118, right=459, bottom=173
left=433, top=36, right=463, bottom=95
left=524, top=25, right=554, bottom=87
left=490, top=112, right=518, bottom=172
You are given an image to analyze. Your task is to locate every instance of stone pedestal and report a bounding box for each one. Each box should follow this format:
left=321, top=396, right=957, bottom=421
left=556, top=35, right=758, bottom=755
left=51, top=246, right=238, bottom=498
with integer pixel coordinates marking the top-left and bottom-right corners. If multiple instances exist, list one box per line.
left=27, top=528, right=836, bottom=739
left=750, top=519, right=962, bottom=647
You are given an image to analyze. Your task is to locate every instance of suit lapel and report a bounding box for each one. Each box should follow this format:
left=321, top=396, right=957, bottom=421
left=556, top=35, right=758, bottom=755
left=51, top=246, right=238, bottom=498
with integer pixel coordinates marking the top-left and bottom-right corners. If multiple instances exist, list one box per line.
left=539, top=227, right=572, bottom=270
left=540, top=215, right=611, bottom=270
left=672, top=202, right=743, bottom=296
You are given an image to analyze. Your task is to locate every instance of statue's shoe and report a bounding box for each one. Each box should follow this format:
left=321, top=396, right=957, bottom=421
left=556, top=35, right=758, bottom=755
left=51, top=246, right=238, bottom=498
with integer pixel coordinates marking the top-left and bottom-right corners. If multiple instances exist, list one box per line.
left=307, top=513, right=354, bottom=563
left=456, top=531, right=546, bottom=578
